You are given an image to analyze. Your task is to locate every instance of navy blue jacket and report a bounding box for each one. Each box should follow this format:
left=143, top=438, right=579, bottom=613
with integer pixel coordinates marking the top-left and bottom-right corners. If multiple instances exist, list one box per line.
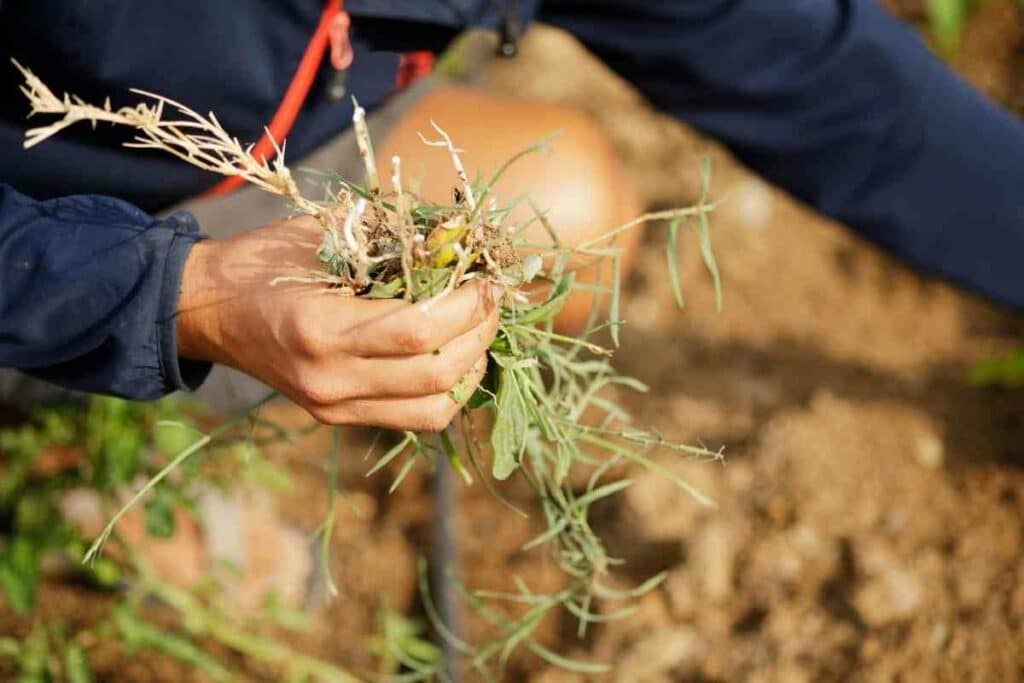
left=2, top=1, right=1022, bottom=400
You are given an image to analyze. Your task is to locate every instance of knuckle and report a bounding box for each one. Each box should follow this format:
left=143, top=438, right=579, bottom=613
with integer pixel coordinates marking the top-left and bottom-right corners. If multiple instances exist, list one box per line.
left=288, top=309, right=324, bottom=357
left=415, top=407, right=451, bottom=434
left=426, top=366, right=460, bottom=394
left=303, top=385, right=335, bottom=407
left=307, top=405, right=342, bottom=426
left=471, top=283, right=493, bottom=321
left=396, top=328, right=432, bottom=355
left=295, top=371, right=340, bottom=407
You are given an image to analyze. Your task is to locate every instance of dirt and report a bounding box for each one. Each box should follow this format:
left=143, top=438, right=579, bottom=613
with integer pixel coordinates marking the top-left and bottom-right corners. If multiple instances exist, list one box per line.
left=4, top=5, right=1024, bottom=682
left=472, top=5, right=1024, bottom=681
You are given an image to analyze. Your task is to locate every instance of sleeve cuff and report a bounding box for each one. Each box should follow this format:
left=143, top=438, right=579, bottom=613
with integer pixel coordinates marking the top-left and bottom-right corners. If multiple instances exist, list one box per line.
left=157, top=210, right=213, bottom=393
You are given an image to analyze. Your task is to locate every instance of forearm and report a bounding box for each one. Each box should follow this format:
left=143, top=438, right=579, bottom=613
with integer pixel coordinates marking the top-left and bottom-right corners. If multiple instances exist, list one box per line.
left=543, top=0, right=1024, bottom=309
left=0, top=183, right=211, bottom=398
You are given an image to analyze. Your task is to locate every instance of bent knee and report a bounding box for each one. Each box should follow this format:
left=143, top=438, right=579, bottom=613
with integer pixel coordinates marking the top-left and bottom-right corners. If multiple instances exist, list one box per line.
left=377, top=87, right=643, bottom=333
left=376, top=87, right=641, bottom=250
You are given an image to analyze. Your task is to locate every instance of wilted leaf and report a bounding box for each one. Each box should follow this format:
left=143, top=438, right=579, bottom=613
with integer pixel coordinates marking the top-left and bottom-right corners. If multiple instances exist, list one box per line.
left=491, top=367, right=528, bottom=480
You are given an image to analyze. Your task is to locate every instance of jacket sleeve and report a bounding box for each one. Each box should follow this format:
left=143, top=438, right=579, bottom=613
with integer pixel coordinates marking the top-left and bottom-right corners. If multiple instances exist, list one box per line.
left=0, top=183, right=211, bottom=399
left=539, top=0, right=1024, bottom=310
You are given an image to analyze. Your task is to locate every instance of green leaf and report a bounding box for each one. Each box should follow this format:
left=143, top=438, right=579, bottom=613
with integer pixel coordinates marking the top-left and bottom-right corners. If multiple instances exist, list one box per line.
left=439, top=428, right=472, bottom=486
left=465, top=365, right=497, bottom=409
left=0, top=537, right=39, bottom=614
left=927, top=0, right=967, bottom=53
left=572, top=479, right=632, bottom=511
left=240, top=449, right=294, bottom=492
left=87, top=557, right=121, bottom=587
left=0, top=637, right=20, bottom=658
left=447, top=371, right=477, bottom=406
left=366, top=277, right=405, bottom=299
left=367, top=433, right=414, bottom=478
left=17, top=624, right=48, bottom=681
left=317, top=230, right=341, bottom=264
left=490, top=367, right=528, bottom=480
left=63, top=643, right=94, bottom=683
left=516, top=254, right=543, bottom=285
left=144, top=489, right=176, bottom=538
left=696, top=208, right=722, bottom=313
left=610, top=255, right=622, bottom=347
left=153, top=420, right=199, bottom=457
left=466, top=388, right=492, bottom=409
left=526, top=642, right=609, bottom=675
left=114, top=607, right=231, bottom=681
left=968, top=347, right=1024, bottom=388
left=593, top=571, right=668, bottom=601
left=511, top=274, right=574, bottom=325
left=666, top=217, right=685, bottom=308
left=408, top=268, right=451, bottom=301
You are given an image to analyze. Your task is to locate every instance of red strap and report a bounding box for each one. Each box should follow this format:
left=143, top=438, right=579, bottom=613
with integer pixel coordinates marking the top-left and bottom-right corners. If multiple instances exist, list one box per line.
left=396, top=51, right=436, bottom=90
left=204, top=0, right=344, bottom=197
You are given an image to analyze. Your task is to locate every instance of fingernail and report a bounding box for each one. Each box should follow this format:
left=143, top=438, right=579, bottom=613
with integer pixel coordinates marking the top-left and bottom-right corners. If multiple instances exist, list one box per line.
left=489, top=284, right=503, bottom=306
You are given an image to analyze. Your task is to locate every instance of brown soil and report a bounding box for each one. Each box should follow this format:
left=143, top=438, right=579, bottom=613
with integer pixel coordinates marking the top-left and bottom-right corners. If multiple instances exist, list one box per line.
left=4, top=5, right=1023, bottom=682
left=475, top=5, right=1024, bottom=681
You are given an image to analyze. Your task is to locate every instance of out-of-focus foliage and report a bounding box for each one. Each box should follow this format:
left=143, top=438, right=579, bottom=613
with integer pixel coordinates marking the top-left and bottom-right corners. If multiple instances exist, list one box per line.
left=969, top=346, right=1024, bottom=388
left=926, top=0, right=1022, bottom=53
left=0, top=398, right=357, bottom=682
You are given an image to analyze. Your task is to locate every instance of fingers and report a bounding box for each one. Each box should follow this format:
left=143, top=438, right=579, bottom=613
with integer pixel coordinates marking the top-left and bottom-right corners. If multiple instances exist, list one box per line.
left=294, top=312, right=497, bottom=403
left=319, top=280, right=499, bottom=357
left=306, top=355, right=488, bottom=432
left=341, top=310, right=498, bottom=399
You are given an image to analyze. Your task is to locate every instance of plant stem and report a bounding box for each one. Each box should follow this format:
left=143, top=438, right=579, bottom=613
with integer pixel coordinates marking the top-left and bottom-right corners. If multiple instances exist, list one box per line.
left=142, top=574, right=360, bottom=683
left=84, top=393, right=278, bottom=564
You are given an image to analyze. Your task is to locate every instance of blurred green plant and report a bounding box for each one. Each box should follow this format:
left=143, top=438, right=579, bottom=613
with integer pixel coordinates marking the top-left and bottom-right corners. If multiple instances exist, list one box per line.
left=0, top=397, right=355, bottom=682
left=968, top=346, right=1024, bottom=388
left=926, top=0, right=1023, bottom=54
left=927, top=0, right=975, bottom=53
left=366, top=599, right=444, bottom=682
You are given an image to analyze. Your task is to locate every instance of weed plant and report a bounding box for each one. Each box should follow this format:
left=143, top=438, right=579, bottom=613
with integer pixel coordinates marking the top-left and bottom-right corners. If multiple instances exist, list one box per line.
left=12, top=61, right=723, bottom=680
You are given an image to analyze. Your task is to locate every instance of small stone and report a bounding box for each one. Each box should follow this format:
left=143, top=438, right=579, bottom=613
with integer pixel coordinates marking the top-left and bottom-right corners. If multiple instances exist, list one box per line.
left=914, top=432, right=944, bottom=469
left=614, top=627, right=703, bottom=682
left=854, top=568, right=924, bottom=627
left=691, top=519, right=741, bottom=603
left=929, top=622, right=950, bottom=652
left=664, top=569, right=697, bottom=619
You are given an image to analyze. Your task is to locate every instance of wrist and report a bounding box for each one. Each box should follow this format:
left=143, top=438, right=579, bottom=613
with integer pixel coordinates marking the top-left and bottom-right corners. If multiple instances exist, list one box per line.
left=176, top=239, right=222, bottom=363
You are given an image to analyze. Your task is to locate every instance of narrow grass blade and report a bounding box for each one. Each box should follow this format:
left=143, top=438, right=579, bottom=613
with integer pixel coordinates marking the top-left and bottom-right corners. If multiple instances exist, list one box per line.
left=666, top=217, right=685, bottom=308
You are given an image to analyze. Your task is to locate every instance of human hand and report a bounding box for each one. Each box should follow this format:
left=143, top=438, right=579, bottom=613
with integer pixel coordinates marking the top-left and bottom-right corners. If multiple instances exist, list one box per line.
left=175, top=216, right=499, bottom=431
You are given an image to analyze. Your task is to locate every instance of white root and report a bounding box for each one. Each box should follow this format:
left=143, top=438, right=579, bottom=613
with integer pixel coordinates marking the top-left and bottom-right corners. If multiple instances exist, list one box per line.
left=418, top=120, right=476, bottom=211
left=15, top=60, right=517, bottom=302
left=351, top=102, right=380, bottom=192
left=391, top=155, right=416, bottom=300
left=14, top=59, right=326, bottom=220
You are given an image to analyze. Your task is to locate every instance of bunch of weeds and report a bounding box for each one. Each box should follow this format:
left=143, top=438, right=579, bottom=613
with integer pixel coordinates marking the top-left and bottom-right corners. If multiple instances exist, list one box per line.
left=15, top=61, right=724, bottom=679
